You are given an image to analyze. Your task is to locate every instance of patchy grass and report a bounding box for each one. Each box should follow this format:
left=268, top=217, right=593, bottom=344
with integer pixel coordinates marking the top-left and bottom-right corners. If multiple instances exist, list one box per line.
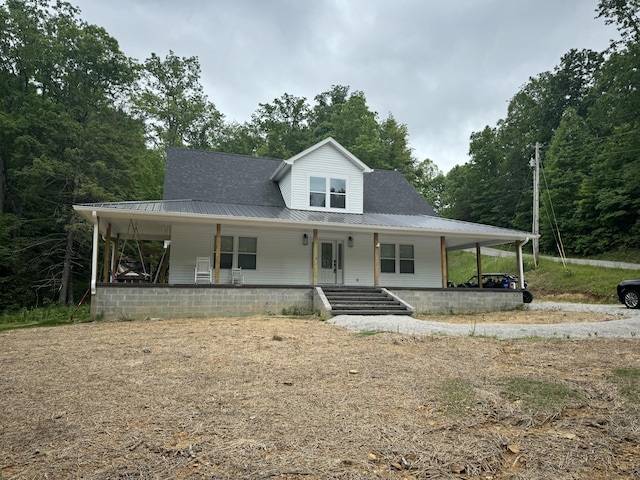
left=1, top=316, right=639, bottom=479
left=611, top=368, right=640, bottom=405
left=359, top=329, right=383, bottom=336
left=448, top=250, right=638, bottom=303
left=502, top=377, right=584, bottom=412
left=0, top=305, right=91, bottom=331
left=437, top=378, right=477, bottom=415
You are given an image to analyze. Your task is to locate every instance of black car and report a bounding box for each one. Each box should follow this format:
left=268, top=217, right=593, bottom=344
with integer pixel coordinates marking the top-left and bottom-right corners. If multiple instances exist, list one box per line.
left=457, top=273, right=533, bottom=303
left=617, top=279, right=640, bottom=309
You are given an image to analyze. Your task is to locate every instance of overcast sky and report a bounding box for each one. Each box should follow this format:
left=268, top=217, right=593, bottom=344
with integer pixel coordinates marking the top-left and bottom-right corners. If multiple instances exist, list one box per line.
left=71, top=0, right=619, bottom=173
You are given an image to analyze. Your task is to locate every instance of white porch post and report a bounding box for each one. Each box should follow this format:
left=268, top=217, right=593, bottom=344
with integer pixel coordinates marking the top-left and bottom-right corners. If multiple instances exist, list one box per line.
left=312, top=229, right=318, bottom=285
left=214, top=224, right=221, bottom=283
left=91, top=211, right=99, bottom=295
left=517, top=240, right=525, bottom=289
left=373, top=232, right=380, bottom=287
left=475, top=243, right=482, bottom=288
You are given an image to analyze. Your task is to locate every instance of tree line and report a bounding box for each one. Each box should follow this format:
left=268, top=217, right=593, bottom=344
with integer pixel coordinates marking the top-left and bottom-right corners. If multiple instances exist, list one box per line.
left=441, top=0, right=640, bottom=259
left=0, top=0, right=636, bottom=311
left=0, top=0, right=444, bottom=311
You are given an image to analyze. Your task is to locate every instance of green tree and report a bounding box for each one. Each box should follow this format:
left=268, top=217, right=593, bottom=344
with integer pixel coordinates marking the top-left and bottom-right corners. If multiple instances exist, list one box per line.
left=251, top=93, right=312, bottom=158
left=378, top=114, right=416, bottom=178
left=0, top=0, right=148, bottom=308
left=540, top=108, right=594, bottom=255
left=573, top=42, right=640, bottom=254
left=133, top=51, right=224, bottom=150
left=310, top=84, right=350, bottom=140
left=597, top=0, right=640, bottom=44
left=309, top=86, right=414, bottom=173
left=440, top=164, right=472, bottom=220
left=413, top=159, right=444, bottom=212
left=216, top=121, right=262, bottom=156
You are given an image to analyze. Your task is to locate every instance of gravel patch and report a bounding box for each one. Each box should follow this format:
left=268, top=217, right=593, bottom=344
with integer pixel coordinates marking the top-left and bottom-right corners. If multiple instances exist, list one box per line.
left=329, top=302, right=640, bottom=339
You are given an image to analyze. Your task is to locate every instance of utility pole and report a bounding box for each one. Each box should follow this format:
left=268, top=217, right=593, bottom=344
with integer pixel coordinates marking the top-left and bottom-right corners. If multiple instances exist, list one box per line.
left=532, top=142, right=540, bottom=266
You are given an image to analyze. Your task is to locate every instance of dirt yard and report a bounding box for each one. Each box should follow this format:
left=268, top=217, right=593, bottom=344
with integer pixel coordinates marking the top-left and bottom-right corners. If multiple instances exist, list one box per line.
left=1, top=310, right=639, bottom=479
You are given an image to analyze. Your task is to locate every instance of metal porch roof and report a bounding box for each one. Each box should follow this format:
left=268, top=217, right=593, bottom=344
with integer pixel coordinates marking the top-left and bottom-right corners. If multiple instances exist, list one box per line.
left=74, top=200, right=534, bottom=250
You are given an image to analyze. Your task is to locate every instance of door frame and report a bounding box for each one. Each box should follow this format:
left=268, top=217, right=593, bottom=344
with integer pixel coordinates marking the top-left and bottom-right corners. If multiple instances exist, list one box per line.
left=317, top=238, right=344, bottom=285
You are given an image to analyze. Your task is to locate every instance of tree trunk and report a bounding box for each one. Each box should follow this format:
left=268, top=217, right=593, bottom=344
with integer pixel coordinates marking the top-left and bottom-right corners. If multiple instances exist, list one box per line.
left=59, top=215, right=77, bottom=306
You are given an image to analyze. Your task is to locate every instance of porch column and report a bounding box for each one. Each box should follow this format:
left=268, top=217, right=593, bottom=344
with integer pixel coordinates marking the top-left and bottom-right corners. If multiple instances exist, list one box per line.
left=158, top=244, right=171, bottom=283
left=440, top=236, right=448, bottom=288
left=112, top=236, right=120, bottom=283
left=102, top=223, right=111, bottom=282
left=516, top=240, right=525, bottom=289
left=91, top=211, right=99, bottom=295
left=476, top=243, right=482, bottom=288
left=373, top=232, right=380, bottom=286
left=214, top=224, right=221, bottom=283
left=312, top=229, right=318, bottom=284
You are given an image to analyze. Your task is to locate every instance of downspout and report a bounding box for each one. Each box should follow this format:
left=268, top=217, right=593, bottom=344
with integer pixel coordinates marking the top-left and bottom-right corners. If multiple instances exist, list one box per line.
left=91, top=211, right=99, bottom=295
left=518, top=238, right=530, bottom=289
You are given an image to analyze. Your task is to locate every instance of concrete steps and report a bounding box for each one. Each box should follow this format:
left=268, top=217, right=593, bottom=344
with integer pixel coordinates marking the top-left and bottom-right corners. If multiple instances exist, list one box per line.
left=321, top=286, right=413, bottom=316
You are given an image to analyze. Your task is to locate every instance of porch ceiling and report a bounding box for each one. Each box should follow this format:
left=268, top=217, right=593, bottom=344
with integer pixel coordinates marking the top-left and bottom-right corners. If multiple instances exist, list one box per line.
left=73, top=200, right=535, bottom=250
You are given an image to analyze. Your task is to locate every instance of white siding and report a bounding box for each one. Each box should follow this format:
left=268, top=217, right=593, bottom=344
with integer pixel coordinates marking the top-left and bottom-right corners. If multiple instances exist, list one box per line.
left=289, top=143, right=364, bottom=213
left=343, top=232, right=375, bottom=286
left=220, top=225, right=312, bottom=284
left=278, top=173, right=292, bottom=208
left=169, top=224, right=312, bottom=285
left=377, top=234, right=442, bottom=288
left=169, top=224, right=215, bottom=284
left=168, top=224, right=442, bottom=288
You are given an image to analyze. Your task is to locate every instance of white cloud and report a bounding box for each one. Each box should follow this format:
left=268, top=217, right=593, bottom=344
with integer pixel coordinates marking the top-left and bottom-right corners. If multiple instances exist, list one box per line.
left=72, top=0, right=618, bottom=172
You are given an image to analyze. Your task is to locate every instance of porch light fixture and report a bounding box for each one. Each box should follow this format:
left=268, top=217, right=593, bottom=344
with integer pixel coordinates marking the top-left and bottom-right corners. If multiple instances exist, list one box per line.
left=348, top=236, right=354, bottom=247
left=303, top=233, right=308, bottom=245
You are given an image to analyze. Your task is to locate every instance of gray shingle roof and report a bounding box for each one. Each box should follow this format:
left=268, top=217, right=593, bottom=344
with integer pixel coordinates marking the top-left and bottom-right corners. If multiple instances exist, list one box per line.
left=163, top=146, right=437, bottom=216
left=364, top=170, right=436, bottom=216
left=163, top=147, right=285, bottom=206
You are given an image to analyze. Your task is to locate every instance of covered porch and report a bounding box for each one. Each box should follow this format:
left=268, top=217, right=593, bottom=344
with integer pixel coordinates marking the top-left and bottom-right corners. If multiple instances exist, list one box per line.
left=74, top=202, right=533, bottom=319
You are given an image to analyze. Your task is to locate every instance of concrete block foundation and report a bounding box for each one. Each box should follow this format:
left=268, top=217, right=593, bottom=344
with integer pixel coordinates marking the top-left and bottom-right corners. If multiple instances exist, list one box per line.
left=91, top=284, right=525, bottom=320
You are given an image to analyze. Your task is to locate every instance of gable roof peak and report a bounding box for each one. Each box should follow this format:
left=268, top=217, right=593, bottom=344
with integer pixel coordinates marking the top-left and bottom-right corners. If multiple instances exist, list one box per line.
left=270, top=137, right=373, bottom=180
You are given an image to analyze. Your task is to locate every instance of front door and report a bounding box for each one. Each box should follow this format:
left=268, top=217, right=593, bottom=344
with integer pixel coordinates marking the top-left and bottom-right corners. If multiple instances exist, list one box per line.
left=319, top=240, right=343, bottom=284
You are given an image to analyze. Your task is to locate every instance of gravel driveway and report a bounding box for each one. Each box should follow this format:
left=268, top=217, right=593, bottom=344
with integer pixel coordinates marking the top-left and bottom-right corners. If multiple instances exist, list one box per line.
left=329, top=302, right=640, bottom=339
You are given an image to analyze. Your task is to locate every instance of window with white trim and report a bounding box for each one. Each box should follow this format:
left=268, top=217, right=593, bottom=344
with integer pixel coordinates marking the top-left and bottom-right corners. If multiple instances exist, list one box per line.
left=399, top=244, right=415, bottom=273
left=215, top=236, right=234, bottom=269
left=309, top=176, right=346, bottom=209
left=214, top=236, right=257, bottom=270
left=380, top=243, right=396, bottom=273
left=238, top=237, right=257, bottom=270
left=380, top=243, right=414, bottom=274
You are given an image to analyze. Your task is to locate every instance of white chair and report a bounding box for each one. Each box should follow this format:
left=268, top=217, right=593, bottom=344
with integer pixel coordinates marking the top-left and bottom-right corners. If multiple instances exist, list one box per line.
left=194, top=257, right=212, bottom=284
left=231, top=267, right=244, bottom=285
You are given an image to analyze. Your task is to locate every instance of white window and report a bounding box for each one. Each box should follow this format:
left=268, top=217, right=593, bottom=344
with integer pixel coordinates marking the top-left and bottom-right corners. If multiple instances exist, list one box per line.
left=214, top=236, right=234, bottom=269
left=310, top=176, right=326, bottom=207
left=380, top=244, right=396, bottom=273
left=238, top=237, right=257, bottom=270
left=380, top=243, right=414, bottom=274
left=399, top=244, right=415, bottom=274
left=214, top=236, right=257, bottom=270
left=309, top=176, right=347, bottom=209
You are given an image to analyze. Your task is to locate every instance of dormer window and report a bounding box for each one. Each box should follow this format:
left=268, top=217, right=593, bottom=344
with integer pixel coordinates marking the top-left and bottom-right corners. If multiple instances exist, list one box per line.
left=309, top=176, right=347, bottom=209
